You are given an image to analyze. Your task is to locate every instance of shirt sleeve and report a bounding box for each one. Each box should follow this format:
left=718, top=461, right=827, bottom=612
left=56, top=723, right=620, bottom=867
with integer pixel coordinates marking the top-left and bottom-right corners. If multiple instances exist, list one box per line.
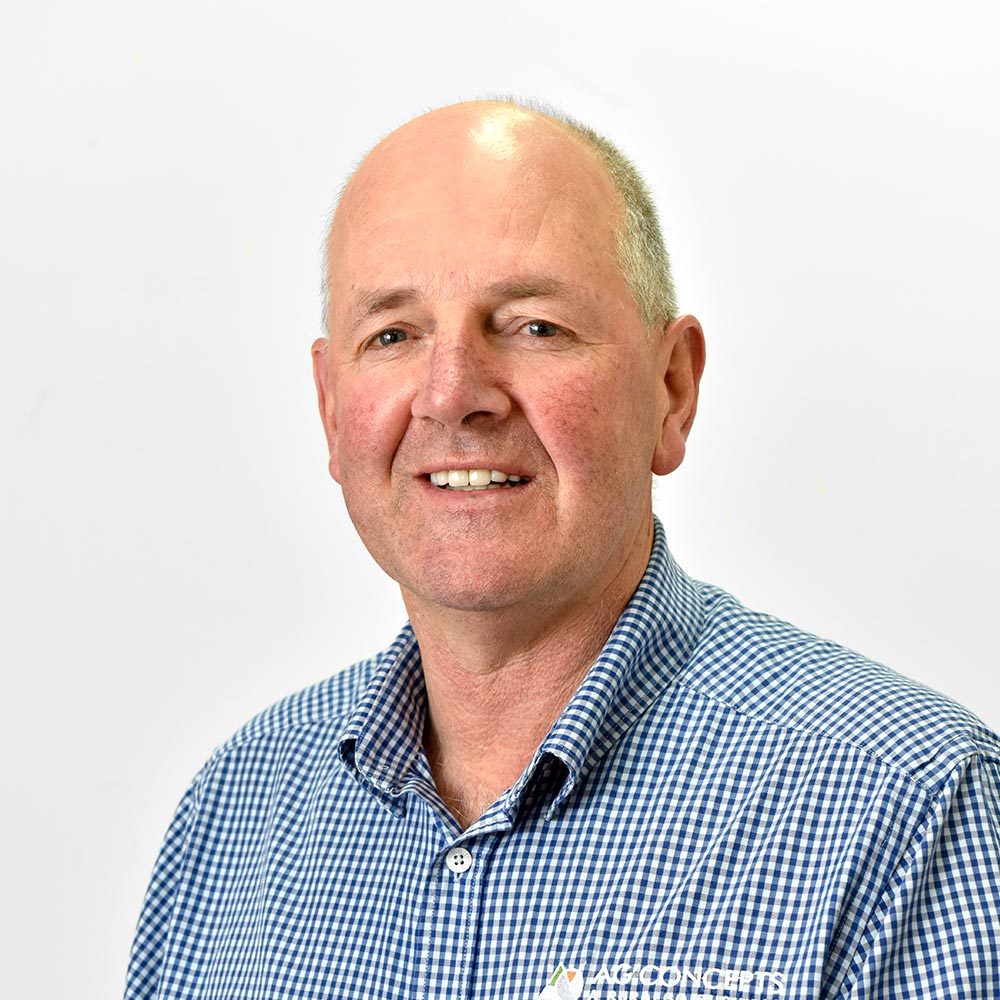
left=124, top=783, right=197, bottom=1000
left=836, top=752, right=1000, bottom=999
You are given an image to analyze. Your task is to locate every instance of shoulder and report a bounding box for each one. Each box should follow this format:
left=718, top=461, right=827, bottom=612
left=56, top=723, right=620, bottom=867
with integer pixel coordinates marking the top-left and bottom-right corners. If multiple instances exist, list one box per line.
left=186, top=650, right=385, bottom=789
left=230, top=656, right=379, bottom=748
left=681, top=583, right=1000, bottom=791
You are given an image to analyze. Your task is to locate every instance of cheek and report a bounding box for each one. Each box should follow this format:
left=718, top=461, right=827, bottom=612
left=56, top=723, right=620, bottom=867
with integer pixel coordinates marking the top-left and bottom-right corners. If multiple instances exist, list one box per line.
left=537, top=391, right=605, bottom=476
left=335, top=379, right=411, bottom=478
left=532, top=363, right=657, bottom=482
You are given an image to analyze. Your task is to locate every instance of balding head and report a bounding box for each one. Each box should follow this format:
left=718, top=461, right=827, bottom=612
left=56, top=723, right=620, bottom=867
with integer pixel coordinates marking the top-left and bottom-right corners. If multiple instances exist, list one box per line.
left=321, top=100, right=677, bottom=335
left=310, top=98, right=704, bottom=619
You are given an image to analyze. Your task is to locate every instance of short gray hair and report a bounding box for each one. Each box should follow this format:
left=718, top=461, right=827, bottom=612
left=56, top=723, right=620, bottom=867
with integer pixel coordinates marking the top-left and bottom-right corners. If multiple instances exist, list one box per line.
left=520, top=98, right=679, bottom=330
left=320, top=98, right=678, bottom=333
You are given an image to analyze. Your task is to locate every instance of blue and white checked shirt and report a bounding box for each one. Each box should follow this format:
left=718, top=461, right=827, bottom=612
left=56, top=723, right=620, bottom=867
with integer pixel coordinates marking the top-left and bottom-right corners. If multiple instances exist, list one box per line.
left=127, top=520, right=1000, bottom=999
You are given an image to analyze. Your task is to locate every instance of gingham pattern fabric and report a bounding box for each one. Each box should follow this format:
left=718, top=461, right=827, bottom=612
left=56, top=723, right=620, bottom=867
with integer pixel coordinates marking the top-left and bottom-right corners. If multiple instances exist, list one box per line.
left=126, top=519, right=1000, bottom=999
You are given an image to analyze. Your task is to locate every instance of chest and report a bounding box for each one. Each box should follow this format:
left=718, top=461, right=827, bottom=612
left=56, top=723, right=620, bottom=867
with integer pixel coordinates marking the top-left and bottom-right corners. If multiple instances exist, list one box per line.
left=155, top=735, right=918, bottom=1000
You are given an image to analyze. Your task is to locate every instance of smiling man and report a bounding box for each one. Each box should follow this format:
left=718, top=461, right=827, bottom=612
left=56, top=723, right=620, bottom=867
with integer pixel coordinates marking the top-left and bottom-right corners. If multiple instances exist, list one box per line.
left=126, top=101, right=1000, bottom=1000
left=311, top=102, right=702, bottom=828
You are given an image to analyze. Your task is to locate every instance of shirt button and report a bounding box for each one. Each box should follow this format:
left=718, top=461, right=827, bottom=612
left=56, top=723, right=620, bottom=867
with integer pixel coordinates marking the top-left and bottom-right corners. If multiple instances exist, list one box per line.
left=446, top=847, right=473, bottom=873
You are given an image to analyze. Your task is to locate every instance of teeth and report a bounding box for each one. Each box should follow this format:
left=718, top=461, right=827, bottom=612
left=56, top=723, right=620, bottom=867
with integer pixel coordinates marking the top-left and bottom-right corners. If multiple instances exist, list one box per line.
left=428, top=468, right=527, bottom=490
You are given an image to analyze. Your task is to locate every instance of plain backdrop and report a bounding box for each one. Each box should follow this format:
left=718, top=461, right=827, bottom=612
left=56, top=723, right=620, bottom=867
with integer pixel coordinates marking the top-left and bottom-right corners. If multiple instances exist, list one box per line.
left=2, top=1, right=998, bottom=995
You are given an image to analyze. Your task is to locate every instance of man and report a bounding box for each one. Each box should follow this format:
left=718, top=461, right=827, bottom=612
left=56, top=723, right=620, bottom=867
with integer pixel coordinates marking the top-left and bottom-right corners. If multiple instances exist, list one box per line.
left=126, top=101, right=1000, bottom=999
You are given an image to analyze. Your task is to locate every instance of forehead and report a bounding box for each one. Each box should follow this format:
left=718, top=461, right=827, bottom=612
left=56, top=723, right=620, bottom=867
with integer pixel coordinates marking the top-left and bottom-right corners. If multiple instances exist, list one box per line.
left=326, top=107, right=628, bottom=319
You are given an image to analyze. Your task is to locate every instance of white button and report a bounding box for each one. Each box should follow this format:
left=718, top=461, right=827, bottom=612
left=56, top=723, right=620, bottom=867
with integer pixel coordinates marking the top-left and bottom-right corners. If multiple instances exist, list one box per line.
left=446, top=847, right=473, bottom=873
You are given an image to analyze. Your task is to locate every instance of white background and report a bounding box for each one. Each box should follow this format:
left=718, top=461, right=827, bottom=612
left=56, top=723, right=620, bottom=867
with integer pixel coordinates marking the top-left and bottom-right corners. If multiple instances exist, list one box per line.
left=2, top=1, right=998, bottom=996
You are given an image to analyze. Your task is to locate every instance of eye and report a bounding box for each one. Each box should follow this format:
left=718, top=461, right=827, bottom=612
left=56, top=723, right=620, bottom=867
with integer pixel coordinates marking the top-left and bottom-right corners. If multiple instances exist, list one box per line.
left=525, top=320, right=560, bottom=338
left=368, top=328, right=408, bottom=350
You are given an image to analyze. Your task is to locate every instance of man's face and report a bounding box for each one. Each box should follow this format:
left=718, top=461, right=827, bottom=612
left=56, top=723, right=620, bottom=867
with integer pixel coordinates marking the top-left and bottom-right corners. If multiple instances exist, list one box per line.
left=314, top=105, right=695, bottom=622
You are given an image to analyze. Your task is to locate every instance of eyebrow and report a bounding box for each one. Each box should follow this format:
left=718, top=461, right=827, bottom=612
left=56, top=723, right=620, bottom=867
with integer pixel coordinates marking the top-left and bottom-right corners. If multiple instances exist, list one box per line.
left=483, top=276, right=573, bottom=302
left=350, top=275, right=575, bottom=328
left=354, top=286, right=421, bottom=319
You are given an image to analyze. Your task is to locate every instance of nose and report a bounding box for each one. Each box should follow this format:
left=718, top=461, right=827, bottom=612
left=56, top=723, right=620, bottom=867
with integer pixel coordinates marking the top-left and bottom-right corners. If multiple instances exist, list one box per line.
left=410, top=325, right=512, bottom=428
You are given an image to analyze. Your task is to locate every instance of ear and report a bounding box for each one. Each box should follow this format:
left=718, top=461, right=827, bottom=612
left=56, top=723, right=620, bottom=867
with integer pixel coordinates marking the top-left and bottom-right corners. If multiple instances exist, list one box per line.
left=651, top=314, right=706, bottom=476
left=311, top=337, right=342, bottom=483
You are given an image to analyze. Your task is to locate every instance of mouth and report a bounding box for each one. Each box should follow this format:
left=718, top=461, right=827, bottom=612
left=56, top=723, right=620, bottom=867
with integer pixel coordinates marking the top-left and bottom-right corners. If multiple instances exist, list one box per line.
left=427, top=468, right=529, bottom=491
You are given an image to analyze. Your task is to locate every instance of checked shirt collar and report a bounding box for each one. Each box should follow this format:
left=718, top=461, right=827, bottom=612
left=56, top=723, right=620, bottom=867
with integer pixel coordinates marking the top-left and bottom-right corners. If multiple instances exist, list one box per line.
left=337, top=516, right=704, bottom=826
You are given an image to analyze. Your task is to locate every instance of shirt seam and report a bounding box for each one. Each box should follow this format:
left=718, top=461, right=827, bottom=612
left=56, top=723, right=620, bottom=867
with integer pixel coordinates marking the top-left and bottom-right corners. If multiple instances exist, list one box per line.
left=672, top=677, right=983, bottom=796
left=830, top=758, right=971, bottom=998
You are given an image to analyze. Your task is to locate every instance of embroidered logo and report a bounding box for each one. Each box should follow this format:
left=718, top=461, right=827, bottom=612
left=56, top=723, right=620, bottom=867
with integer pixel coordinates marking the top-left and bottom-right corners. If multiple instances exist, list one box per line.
left=538, top=961, right=786, bottom=998
left=538, top=964, right=585, bottom=999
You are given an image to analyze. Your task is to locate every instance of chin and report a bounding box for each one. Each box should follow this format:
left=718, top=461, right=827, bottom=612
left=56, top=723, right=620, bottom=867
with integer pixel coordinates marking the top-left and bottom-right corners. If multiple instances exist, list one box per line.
left=399, top=562, right=549, bottom=614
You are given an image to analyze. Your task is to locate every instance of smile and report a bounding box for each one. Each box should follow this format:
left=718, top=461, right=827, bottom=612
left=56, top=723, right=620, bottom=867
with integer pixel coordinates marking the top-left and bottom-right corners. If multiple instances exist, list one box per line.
left=428, top=469, right=528, bottom=491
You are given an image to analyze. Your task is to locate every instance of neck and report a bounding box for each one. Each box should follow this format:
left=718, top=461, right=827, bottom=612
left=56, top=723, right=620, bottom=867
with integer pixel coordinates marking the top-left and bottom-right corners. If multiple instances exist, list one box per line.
left=405, top=517, right=654, bottom=828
